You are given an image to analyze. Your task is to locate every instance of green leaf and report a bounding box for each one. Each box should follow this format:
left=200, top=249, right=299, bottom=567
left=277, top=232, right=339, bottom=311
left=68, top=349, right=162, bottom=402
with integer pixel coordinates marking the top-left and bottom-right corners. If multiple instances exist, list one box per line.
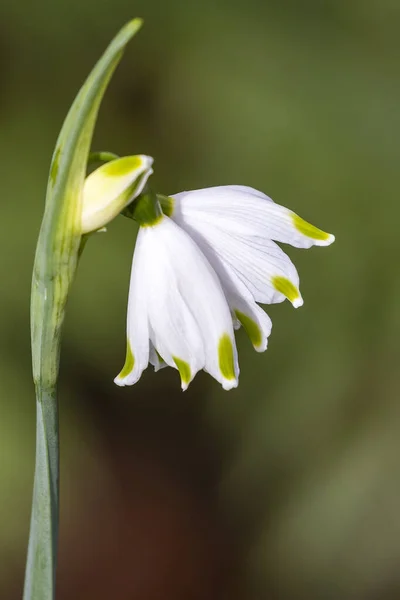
left=31, top=18, right=143, bottom=386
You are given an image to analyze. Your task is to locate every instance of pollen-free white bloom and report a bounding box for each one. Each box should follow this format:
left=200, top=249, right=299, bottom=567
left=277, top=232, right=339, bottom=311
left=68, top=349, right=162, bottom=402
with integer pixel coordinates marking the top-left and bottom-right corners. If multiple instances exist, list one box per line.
left=158, top=185, right=335, bottom=352
left=115, top=185, right=334, bottom=391
left=114, top=209, right=239, bottom=391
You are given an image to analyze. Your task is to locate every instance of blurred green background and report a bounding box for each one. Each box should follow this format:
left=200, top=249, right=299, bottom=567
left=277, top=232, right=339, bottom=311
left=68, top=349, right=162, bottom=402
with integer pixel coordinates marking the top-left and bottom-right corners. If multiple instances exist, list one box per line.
left=1, top=0, right=400, bottom=598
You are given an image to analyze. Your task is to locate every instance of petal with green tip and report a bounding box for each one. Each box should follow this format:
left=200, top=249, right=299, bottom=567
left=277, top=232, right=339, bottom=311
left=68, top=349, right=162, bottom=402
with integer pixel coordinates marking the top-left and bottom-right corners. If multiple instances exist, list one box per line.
left=168, top=216, right=300, bottom=306
left=235, top=311, right=262, bottom=349
left=171, top=185, right=335, bottom=249
left=271, top=276, right=303, bottom=308
left=218, top=334, right=238, bottom=389
left=149, top=343, right=168, bottom=371
left=292, top=213, right=334, bottom=244
left=117, top=341, right=135, bottom=379
left=173, top=357, right=192, bottom=391
left=114, top=229, right=149, bottom=387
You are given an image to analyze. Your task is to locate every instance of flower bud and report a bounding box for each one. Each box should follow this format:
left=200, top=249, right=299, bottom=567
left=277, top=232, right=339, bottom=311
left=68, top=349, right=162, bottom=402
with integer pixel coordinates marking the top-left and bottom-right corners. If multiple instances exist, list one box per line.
left=81, top=155, right=153, bottom=233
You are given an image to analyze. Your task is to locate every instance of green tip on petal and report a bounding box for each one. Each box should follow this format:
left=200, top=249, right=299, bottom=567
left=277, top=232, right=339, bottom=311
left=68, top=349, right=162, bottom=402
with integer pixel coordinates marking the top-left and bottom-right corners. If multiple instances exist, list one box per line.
left=234, top=310, right=263, bottom=350
left=101, top=155, right=142, bottom=177
left=117, top=341, right=135, bottom=379
left=272, top=276, right=303, bottom=308
left=292, top=214, right=335, bottom=245
left=154, top=349, right=166, bottom=371
left=173, top=357, right=192, bottom=390
left=218, top=334, right=237, bottom=386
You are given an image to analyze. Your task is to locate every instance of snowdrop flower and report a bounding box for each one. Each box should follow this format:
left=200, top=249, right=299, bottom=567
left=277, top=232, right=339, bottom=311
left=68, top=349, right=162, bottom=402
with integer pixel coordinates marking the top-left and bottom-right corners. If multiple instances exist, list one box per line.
left=115, top=194, right=239, bottom=390
left=115, top=186, right=334, bottom=391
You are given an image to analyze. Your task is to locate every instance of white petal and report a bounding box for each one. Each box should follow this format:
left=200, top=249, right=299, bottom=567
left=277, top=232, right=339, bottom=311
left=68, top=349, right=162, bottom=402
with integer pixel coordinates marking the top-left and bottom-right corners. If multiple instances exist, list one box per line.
left=222, top=185, right=273, bottom=201
left=142, top=217, right=239, bottom=390
left=149, top=341, right=167, bottom=371
left=170, top=216, right=303, bottom=308
left=173, top=228, right=272, bottom=350
left=218, top=268, right=272, bottom=352
left=172, top=186, right=335, bottom=249
left=144, top=235, right=205, bottom=390
left=114, top=228, right=149, bottom=386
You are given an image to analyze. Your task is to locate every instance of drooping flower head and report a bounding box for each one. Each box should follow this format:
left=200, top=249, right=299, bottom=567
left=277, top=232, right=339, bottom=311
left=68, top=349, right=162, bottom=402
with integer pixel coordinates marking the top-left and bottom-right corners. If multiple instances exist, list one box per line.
left=115, top=185, right=334, bottom=390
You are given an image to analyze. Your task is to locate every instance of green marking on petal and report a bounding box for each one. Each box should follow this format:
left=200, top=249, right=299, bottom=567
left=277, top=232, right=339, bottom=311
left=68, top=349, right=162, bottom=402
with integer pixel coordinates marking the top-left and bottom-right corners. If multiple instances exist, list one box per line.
left=118, top=341, right=135, bottom=378
left=158, top=195, right=175, bottom=217
left=140, top=214, right=163, bottom=227
left=102, top=155, right=142, bottom=177
left=272, top=276, right=302, bottom=305
left=218, top=334, right=236, bottom=380
left=292, top=213, right=331, bottom=241
left=156, top=350, right=165, bottom=364
left=173, top=356, right=191, bottom=386
left=235, top=310, right=262, bottom=349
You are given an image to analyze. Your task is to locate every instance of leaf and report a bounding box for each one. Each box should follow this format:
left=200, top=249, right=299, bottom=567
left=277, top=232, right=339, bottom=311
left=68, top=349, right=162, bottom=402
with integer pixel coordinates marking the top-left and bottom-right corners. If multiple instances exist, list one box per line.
left=25, top=20, right=143, bottom=600
left=32, top=17, right=143, bottom=385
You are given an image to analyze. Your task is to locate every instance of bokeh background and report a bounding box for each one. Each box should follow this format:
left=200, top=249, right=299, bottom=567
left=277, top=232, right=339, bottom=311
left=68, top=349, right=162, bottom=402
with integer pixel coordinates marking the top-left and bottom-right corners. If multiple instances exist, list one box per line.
left=1, top=0, right=400, bottom=598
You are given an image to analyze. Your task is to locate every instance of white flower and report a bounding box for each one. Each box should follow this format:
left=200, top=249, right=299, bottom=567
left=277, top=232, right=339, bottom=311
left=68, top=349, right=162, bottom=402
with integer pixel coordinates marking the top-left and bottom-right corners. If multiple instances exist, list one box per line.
left=81, top=155, right=153, bottom=234
left=114, top=212, right=239, bottom=391
left=159, top=185, right=335, bottom=351
left=115, top=185, right=334, bottom=391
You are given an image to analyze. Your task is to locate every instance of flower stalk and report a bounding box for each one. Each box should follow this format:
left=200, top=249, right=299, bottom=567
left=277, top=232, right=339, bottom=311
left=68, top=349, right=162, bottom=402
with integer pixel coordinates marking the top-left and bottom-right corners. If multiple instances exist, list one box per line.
left=24, top=19, right=144, bottom=600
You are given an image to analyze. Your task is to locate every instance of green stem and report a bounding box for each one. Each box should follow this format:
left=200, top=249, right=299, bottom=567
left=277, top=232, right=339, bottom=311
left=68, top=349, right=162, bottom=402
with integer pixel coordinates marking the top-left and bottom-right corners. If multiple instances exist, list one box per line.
left=24, top=230, right=71, bottom=600
left=23, top=388, right=59, bottom=600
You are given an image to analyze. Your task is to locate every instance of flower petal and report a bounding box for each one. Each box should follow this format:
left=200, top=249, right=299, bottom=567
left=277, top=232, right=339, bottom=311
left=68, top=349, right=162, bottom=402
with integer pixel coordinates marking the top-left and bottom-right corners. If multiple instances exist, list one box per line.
left=228, top=281, right=272, bottom=352
left=172, top=229, right=272, bottom=351
left=169, top=215, right=303, bottom=308
left=149, top=341, right=167, bottom=371
left=144, top=241, right=205, bottom=390
left=143, top=217, right=239, bottom=390
left=171, top=186, right=335, bottom=249
left=114, top=228, right=149, bottom=386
